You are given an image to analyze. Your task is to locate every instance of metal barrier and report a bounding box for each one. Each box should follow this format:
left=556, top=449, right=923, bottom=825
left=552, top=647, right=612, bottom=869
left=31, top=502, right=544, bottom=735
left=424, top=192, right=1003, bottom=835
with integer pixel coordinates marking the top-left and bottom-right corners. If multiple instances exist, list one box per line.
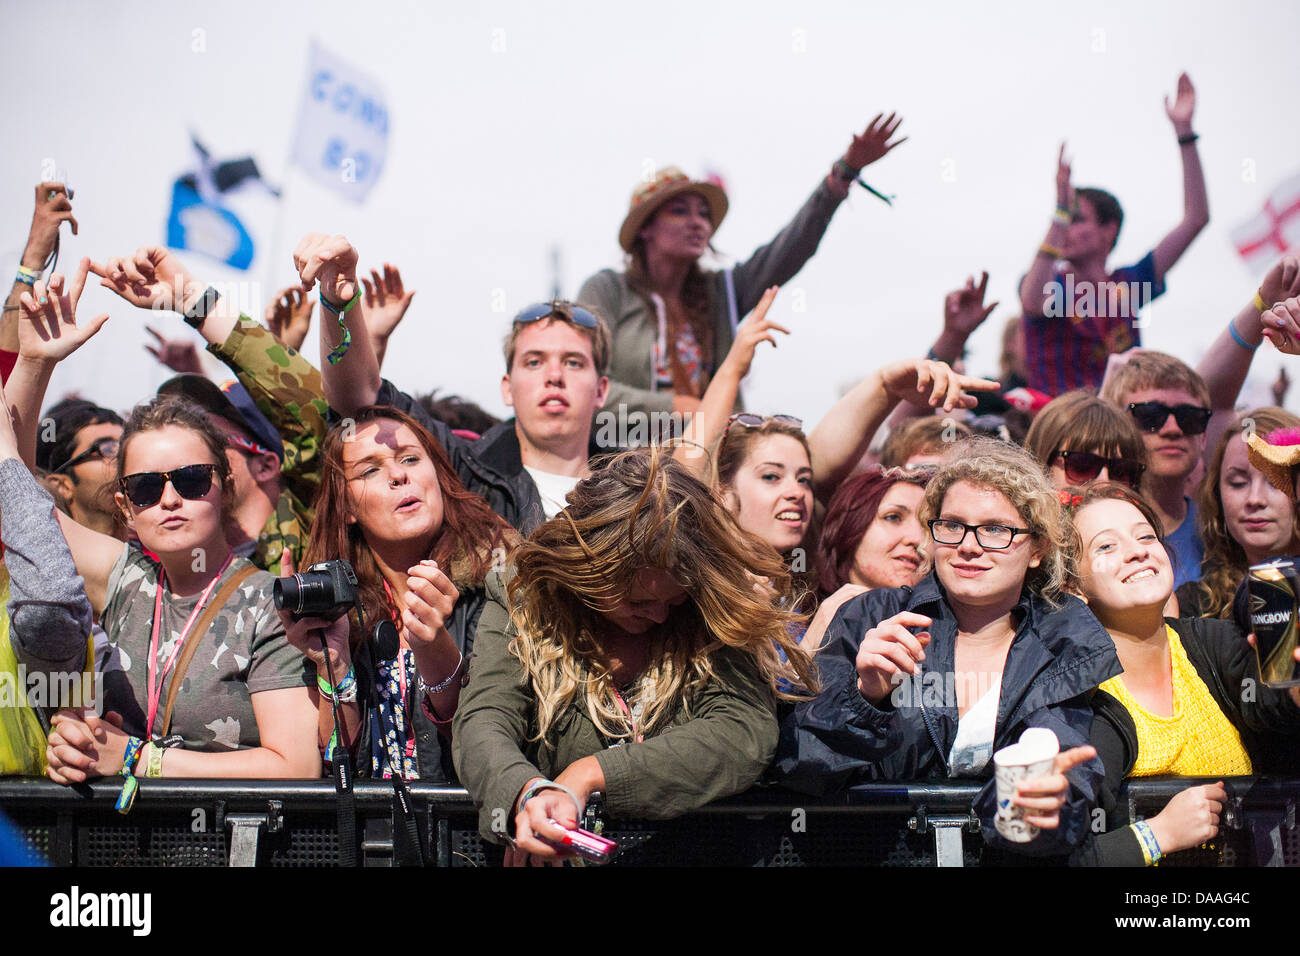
left=1, top=776, right=1296, bottom=867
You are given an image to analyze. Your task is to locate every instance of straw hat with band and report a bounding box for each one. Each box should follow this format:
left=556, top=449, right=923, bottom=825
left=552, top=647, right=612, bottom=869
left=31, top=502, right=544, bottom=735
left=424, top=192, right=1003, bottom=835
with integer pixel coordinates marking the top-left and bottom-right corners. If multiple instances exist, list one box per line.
left=619, top=167, right=728, bottom=254
left=1246, top=426, right=1300, bottom=497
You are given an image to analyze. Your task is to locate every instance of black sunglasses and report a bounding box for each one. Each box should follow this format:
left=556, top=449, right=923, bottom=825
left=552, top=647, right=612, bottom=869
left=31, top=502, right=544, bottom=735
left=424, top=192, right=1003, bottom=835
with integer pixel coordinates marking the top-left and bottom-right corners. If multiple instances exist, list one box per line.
left=119, top=464, right=218, bottom=508
left=513, top=301, right=599, bottom=329
left=1127, top=401, right=1212, bottom=436
left=1055, top=450, right=1146, bottom=490
left=53, top=436, right=120, bottom=474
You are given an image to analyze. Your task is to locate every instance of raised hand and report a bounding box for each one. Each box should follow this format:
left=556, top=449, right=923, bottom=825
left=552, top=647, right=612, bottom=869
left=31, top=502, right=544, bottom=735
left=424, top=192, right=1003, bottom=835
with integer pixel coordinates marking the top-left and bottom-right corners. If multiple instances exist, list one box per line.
left=1055, top=142, right=1073, bottom=210
left=264, top=285, right=315, bottom=351
left=880, top=358, right=1000, bottom=413
left=718, top=286, right=789, bottom=380
left=1272, top=366, right=1291, bottom=408
left=854, top=611, right=931, bottom=703
left=1260, top=298, right=1300, bottom=355
left=292, top=233, right=358, bottom=307
left=1259, top=255, right=1300, bottom=308
left=843, top=112, right=907, bottom=171
left=1011, top=744, right=1097, bottom=830
left=16, top=259, right=110, bottom=362
left=144, top=325, right=203, bottom=374
left=360, top=264, right=416, bottom=342
left=89, top=246, right=200, bottom=314
left=943, top=272, right=999, bottom=340
left=24, top=182, right=78, bottom=268
left=1164, top=72, right=1196, bottom=134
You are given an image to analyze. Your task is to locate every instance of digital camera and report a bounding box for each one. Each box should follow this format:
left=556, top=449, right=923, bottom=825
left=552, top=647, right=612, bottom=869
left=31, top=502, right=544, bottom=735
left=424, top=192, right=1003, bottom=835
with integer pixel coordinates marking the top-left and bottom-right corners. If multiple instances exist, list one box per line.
left=273, top=559, right=360, bottom=620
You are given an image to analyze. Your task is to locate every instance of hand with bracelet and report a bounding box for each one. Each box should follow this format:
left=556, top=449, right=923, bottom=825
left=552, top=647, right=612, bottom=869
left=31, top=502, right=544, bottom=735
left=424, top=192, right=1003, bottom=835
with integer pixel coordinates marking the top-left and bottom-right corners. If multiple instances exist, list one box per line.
left=292, top=232, right=359, bottom=312
left=404, top=559, right=465, bottom=725
left=507, top=755, right=606, bottom=866
left=827, top=112, right=906, bottom=200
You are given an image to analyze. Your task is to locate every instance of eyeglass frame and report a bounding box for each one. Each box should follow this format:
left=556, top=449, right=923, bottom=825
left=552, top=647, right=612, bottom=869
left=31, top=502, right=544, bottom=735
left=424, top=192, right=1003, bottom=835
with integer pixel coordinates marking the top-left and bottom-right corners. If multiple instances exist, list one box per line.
left=513, top=301, right=599, bottom=329
left=52, top=435, right=120, bottom=475
left=1053, top=450, right=1146, bottom=489
left=118, top=463, right=219, bottom=509
left=927, top=518, right=1033, bottom=550
left=723, top=413, right=804, bottom=439
left=1126, top=401, right=1213, bottom=436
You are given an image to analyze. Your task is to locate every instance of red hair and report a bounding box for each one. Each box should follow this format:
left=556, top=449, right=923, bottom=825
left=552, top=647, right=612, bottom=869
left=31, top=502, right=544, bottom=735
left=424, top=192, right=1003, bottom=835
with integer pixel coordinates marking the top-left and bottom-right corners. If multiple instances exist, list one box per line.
left=817, top=467, right=932, bottom=596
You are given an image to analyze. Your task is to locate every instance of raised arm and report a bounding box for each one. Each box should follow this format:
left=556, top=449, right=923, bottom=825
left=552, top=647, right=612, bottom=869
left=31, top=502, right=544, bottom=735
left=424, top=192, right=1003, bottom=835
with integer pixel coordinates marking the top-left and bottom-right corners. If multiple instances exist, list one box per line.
left=1018, top=144, right=1073, bottom=316
left=2, top=183, right=78, bottom=354
left=297, top=233, right=382, bottom=417
left=673, top=286, right=786, bottom=480
left=6, top=261, right=121, bottom=613
left=359, top=263, right=416, bottom=371
left=807, top=358, right=998, bottom=500
left=1152, top=73, right=1210, bottom=283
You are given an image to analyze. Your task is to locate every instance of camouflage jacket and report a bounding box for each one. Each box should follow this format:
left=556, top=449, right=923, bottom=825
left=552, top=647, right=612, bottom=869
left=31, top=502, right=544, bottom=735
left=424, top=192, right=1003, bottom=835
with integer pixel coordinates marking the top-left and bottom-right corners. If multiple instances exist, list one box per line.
left=208, top=318, right=330, bottom=575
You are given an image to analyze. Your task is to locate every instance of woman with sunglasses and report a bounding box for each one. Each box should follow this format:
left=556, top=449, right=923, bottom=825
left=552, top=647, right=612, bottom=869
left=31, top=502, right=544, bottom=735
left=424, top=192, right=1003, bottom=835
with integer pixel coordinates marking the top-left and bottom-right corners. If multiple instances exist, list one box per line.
left=777, top=438, right=1118, bottom=859
left=1177, top=408, right=1300, bottom=619
left=1062, top=482, right=1300, bottom=864
left=8, top=264, right=318, bottom=783
left=1024, top=390, right=1148, bottom=492
left=284, top=405, right=518, bottom=782
left=577, top=114, right=905, bottom=419
left=453, top=449, right=817, bottom=865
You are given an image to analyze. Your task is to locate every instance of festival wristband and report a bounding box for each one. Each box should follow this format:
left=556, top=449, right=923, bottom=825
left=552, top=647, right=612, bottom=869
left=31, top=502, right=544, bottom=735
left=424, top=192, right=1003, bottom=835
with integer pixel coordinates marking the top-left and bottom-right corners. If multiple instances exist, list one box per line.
left=15, top=265, right=39, bottom=285
left=1052, top=207, right=1071, bottom=226
left=1132, top=819, right=1163, bottom=865
left=1177, top=132, right=1199, bottom=146
left=517, top=779, right=583, bottom=822
left=1253, top=291, right=1269, bottom=313
left=1228, top=320, right=1258, bottom=352
left=115, top=736, right=146, bottom=815
left=1038, top=243, right=1064, bottom=259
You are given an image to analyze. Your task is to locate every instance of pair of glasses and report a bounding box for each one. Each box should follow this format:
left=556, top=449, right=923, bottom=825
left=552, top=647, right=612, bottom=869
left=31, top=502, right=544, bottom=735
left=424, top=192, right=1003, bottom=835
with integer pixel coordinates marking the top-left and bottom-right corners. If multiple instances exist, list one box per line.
left=119, top=464, right=218, bottom=508
left=226, top=432, right=276, bottom=458
left=928, top=519, right=1032, bottom=550
left=1127, top=401, right=1212, bottom=436
left=513, top=301, right=599, bottom=329
left=52, top=436, right=119, bottom=474
left=1054, top=450, right=1146, bottom=489
left=723, top=413, right=804, bottom=438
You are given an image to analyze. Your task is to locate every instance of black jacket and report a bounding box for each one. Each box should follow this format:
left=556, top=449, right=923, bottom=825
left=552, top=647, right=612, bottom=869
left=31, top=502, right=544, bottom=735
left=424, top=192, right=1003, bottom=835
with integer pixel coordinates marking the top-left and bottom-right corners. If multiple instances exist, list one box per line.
left=774, top=572, right=1121, bottom=858
left=1076, top=615, right=1300, bottom=865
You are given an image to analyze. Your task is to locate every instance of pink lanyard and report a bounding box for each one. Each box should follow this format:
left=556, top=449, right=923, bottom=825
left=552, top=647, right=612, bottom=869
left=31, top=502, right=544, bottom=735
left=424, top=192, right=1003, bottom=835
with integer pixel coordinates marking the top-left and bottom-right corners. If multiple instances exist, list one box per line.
left=146, top=555, right=234, bottom=735
left=612, top=688, right=643, bottom=743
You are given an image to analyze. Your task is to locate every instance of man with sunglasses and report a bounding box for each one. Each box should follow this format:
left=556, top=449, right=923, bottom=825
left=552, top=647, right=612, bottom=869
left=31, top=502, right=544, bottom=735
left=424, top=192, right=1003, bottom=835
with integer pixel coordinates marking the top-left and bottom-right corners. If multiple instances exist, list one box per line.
left=36, top=398, right=126, bottom=541
left=300, top=233, right=610, bottom=534
left=1101, top=351, right=1214, bottom=588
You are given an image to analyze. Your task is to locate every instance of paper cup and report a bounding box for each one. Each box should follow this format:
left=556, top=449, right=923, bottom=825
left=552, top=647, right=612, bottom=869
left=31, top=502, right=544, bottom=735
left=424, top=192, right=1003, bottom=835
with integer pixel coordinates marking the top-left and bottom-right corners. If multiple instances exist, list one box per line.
left=992, top=728, right=1060, bottom=843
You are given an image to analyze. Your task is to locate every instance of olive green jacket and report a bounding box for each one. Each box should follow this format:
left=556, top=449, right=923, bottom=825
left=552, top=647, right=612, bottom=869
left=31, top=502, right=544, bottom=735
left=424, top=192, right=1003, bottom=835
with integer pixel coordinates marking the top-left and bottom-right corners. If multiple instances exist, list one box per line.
left=207, top=318, right=331, bottom=575
left=576, top=177, right=845, bottom=418
left=452, top=571, right=779, bottom=843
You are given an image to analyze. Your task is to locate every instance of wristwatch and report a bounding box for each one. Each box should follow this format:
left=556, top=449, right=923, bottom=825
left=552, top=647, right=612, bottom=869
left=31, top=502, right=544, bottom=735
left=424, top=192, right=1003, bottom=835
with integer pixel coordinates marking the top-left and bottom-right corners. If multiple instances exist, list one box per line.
left=183, top=286, right=221, bottom=328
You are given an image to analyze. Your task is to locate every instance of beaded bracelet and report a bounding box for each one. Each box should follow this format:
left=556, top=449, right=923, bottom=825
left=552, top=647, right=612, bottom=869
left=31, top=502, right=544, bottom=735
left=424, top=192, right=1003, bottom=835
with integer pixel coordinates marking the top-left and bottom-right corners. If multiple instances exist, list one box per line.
left=115, top=736, right=146, bottom=815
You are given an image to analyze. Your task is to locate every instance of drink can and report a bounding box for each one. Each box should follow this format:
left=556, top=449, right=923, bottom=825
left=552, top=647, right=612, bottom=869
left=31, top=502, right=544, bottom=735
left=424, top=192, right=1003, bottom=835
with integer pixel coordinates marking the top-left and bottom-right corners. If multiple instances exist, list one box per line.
left=1247, top=558, right=1300, bottom=689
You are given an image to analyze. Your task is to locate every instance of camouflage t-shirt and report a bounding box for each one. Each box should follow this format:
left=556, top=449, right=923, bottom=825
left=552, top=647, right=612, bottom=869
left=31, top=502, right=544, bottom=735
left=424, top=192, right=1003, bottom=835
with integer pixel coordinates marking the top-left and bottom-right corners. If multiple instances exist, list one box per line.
left=99, top=545, right=311, bottom=751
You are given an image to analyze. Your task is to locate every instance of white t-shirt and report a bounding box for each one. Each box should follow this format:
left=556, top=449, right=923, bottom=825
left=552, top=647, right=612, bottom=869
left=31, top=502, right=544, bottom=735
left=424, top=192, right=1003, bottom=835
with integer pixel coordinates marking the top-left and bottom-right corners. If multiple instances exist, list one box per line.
left=524, top=466, right=582, bottom=520
left=948, top=677, right=1001, bottom=777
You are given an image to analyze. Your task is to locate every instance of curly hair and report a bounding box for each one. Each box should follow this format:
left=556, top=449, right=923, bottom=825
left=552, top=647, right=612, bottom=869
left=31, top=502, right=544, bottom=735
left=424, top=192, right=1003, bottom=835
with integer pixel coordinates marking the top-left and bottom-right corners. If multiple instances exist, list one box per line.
left=303, top=406, right=519, bottom=647
left=1060, top=481, right=1167, bottom=593
left=1192, top=407, right=1300, bottom=619
left=817, top=466, right=933, bottom=596
left=919, top=437, right=1071, bottom=604
left=507, top=448, right=817, bottom=746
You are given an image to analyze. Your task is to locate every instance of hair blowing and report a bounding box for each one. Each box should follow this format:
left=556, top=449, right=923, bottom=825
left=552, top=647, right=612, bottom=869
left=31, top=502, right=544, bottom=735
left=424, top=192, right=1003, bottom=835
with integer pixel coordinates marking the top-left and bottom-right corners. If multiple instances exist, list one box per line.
left=507, top=449, right=817, bottom=745
left=303, top=406, right=518, bottom=647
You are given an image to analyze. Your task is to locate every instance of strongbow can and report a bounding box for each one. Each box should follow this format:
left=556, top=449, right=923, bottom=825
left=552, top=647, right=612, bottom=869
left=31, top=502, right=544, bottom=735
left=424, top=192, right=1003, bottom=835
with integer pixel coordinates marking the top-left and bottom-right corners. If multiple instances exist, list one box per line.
left=1247, top=558, right=1300, bottom=689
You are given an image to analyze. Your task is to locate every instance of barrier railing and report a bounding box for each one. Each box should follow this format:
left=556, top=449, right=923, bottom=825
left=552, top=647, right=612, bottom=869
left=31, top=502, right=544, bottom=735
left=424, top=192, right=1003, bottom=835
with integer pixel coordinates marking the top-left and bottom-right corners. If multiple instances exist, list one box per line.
left=1, top=776, right=1296, bottom=867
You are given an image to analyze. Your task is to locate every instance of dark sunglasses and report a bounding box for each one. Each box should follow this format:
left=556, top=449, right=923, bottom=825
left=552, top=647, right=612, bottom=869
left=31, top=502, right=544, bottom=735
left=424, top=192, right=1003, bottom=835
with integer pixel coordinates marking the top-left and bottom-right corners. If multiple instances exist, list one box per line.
left=513, top=301, right=599, bottom=329
left=1055, top=450, right=1146, bottom=489
left=53, top=436, right=120, bottom=474
left=119, top=464, right=218, bottom=508
left=1127, top=401, right=1212, bottom=436
left=723, top=413, right=804, bottom=438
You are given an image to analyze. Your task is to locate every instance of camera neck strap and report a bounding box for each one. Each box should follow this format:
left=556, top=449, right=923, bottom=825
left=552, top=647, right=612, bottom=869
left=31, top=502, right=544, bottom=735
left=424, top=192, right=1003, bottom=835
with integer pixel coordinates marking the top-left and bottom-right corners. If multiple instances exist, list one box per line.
left=149, top=560, right=256, bottom=738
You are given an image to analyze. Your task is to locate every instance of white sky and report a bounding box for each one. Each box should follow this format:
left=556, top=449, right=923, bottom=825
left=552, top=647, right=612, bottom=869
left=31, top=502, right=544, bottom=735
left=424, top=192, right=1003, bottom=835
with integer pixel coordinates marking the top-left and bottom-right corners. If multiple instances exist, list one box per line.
left=5, top=0, right=1300, bottom=423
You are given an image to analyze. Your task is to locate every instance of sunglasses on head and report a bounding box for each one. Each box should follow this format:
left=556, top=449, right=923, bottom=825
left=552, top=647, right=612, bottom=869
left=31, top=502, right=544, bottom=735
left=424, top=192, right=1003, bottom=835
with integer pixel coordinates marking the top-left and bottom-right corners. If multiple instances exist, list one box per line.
left=119, top=464, right=218, bottom=508
left=53, top=436, right=119, bottom=474
left=1054, top=450, right=1146, bottom=489
left=723, top=413, right=804, bottom=438
left=513, top=301, right=599, bottom=329
left=1127, top=401, right=1212, bottom=435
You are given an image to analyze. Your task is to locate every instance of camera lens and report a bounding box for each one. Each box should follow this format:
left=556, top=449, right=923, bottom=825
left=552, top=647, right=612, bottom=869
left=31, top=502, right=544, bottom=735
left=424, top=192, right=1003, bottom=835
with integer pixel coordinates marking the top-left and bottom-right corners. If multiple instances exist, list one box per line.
left=273, top=573, right=309, bottom=615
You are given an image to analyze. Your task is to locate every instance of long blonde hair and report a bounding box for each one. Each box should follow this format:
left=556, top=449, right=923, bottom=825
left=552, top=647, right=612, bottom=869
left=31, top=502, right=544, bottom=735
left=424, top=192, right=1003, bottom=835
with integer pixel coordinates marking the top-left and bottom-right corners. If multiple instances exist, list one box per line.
left=507, top=449, right=817, bottom=745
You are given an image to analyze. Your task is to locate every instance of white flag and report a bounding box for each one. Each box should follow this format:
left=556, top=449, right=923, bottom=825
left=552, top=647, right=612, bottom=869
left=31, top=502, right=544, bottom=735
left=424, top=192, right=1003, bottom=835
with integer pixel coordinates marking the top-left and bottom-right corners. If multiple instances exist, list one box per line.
left=1230, top=172, right=1300, bottom=276
left=290, top=39, right=389, bottom=203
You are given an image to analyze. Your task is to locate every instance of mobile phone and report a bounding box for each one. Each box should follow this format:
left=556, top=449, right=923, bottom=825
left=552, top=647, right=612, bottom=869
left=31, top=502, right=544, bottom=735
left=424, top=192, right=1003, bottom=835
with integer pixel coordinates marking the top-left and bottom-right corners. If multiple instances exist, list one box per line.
left=544, top=820, right=618, bottom=864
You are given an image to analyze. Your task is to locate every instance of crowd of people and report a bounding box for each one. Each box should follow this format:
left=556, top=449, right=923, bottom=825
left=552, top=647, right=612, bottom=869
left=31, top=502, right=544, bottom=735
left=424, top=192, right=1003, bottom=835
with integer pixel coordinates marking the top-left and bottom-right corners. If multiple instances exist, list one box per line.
left=3, top=77, right=1300, bottom=867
